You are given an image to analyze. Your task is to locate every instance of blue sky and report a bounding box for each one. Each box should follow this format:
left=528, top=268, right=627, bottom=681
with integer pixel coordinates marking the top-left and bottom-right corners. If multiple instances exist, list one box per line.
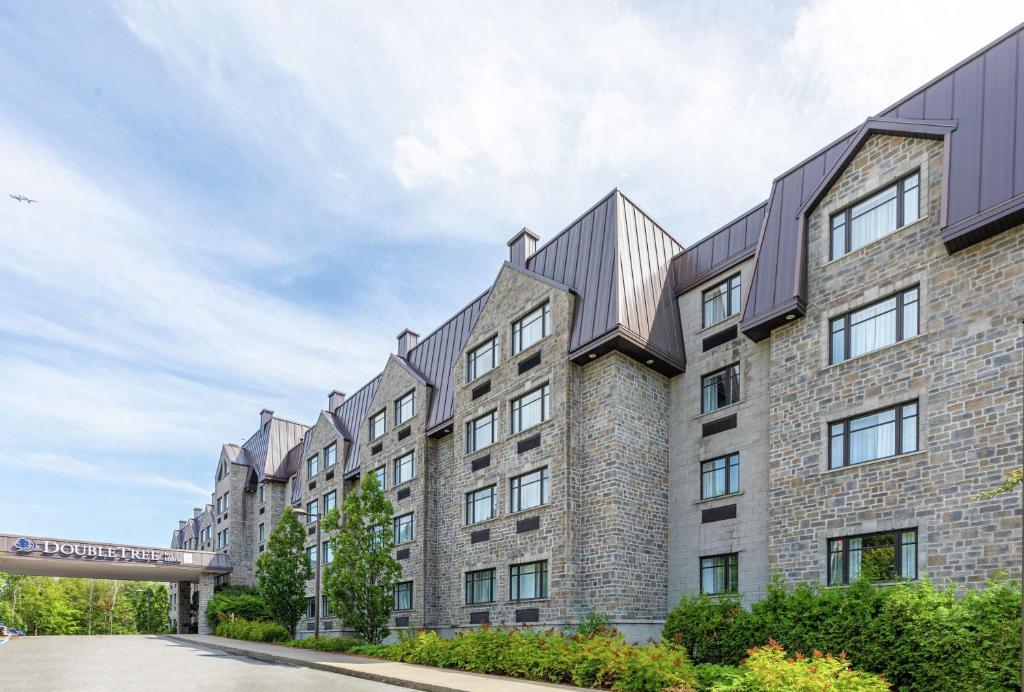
left=1, top=1, right=1020, bottom=547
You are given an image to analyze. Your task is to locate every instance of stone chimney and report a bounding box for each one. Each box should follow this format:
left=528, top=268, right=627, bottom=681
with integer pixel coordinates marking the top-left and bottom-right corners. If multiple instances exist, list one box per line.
left=193, top=507, right=202, bottom=519
left=328, top=390, right=346, bottom=413
left=507, top=228, right=539, bottom=267
left=260, top=409, right=274, bottom=427
left=397, top=329, right=419, bottom=359
left=178, top=520, right=186, bottom=530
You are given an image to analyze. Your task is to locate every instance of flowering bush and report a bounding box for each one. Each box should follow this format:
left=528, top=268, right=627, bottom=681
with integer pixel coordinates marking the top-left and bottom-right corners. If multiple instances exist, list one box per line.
left=731, top=641, right=889, bottom=691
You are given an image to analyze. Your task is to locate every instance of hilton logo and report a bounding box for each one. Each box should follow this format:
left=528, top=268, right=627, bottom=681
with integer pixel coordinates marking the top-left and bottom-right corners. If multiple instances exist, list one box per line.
left=12, top=538, right=37, bottom=552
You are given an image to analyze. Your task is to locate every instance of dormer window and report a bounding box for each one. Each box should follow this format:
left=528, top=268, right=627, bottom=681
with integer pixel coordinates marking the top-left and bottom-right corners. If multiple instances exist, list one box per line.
left=369, top=409, right=386, bottom=441
left=702, top=274, right=741, bottom=328
left=467, top=336, right=497, bottom=381
left=395, top=390, right=415, bottom=426
left=512, top=302, right=549, bottom=355
left=830, top=171, right=919, bottom=259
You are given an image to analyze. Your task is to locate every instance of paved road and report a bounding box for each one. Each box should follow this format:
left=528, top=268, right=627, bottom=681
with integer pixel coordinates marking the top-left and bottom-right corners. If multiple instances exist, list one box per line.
left=0, top=635, right=415, bottom=691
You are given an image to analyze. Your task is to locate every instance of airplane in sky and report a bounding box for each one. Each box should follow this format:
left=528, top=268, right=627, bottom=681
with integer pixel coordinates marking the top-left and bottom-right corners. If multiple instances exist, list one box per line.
left=9, top=193, right=37, bottom=204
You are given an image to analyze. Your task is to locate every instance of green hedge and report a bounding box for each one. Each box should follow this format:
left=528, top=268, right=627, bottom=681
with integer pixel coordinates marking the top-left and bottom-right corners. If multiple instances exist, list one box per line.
left=205, top=588, right=271, bottom=625
left=288, top=635, right=363, bottom=653
left=663, top=577, right=1021, bottom=692
left=379, top=627, right=698, bottom=691
left=214, top=617, right=290, bottom=643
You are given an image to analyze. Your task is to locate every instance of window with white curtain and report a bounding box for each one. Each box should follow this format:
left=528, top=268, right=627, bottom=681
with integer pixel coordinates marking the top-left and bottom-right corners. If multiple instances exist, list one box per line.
left=830, top=171, right=920, bottom=259
left=829, top=401, right=918, bottom=469
left=700, top=553, right=738, bottom=595
left=701, top=364, right=740, bottom=414
left=512, top=303, right=549, bottom=354
left=828, top=529, right=917, bottom=585
left=466, top=410, right=496, bottom=453
left=702, top=274, right=742, bottom=328
left=830, top=287, right=918, bottom=364
left=511, top=383, right=549, bottom=434
left=701, top=453, right=740, bottom=499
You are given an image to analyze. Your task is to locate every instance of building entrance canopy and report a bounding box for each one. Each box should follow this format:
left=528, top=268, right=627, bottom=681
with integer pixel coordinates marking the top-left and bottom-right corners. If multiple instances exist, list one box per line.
left=0, top=533, right=231, bottom=583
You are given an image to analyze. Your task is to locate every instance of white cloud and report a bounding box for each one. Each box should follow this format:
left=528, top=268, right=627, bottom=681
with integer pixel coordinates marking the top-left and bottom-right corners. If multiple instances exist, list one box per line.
left=0, top=452, right=210, bottom=498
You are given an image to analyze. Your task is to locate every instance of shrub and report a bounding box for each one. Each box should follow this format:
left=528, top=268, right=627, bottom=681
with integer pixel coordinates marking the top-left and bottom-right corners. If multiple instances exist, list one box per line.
left=661, top=577, right=1022, bottom=692
left=575, top=609, right=612, bottom=637
left=288, top=635, right=363, bottom=652
left=205, top=588, right=271, bottom=625
left=377, top=626, right=699, bottom=691
left=733, top=640, right=890, bottom=691
left=693, top=664, right=743, bottom=691
left=214, top=617, right=290, bottom=643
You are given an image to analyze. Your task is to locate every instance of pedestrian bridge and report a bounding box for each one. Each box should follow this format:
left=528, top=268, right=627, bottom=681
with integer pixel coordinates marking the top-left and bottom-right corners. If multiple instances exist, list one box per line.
left=0, top=532, right=231, bottom=633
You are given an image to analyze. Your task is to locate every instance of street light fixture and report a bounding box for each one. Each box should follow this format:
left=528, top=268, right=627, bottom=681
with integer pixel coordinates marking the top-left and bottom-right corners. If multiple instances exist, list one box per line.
left=292, top=507, right=321, bottom=640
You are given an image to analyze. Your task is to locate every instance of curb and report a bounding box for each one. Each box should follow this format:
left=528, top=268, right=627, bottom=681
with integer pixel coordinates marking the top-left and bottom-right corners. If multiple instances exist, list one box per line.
left=164, top=634, right=500, bottom=692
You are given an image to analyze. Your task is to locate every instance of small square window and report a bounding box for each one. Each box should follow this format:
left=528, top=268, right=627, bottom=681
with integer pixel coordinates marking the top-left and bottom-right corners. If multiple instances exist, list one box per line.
left=467, top=337, right=498, bottom=381
left=511, top=384, right=549, bottom=434
left=369, top=410, right=386, bottom=441
left=466, top=411, right=496, bottom=453
left=700, top=553, right=738, bottom=595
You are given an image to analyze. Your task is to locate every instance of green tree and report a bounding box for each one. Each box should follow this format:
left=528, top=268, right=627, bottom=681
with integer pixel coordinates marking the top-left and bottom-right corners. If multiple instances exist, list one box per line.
left=322, top=473, right=401, bottom=644
left=254, top=506, right=312, bottom=636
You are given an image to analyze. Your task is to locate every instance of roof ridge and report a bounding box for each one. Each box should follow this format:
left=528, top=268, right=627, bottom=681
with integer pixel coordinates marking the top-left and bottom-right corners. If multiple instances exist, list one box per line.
left=406, top=288, right=491, bottom=358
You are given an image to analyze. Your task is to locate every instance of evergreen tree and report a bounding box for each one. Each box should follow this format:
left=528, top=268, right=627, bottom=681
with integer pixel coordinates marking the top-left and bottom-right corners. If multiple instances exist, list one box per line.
left=254, top=506, right=312, bottom=636
left=322, top=473, right=401, bottom=644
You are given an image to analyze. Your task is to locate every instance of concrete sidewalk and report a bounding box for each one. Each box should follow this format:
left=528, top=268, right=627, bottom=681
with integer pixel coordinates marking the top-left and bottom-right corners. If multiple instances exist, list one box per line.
left=165, top=634, right=588, bottom=692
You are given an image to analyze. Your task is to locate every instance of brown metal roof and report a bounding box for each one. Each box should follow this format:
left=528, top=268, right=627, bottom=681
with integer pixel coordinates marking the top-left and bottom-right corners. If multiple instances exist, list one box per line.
left=670, top=202, right=765, bottom=295
left=740, top=23, right=1024, bottom=342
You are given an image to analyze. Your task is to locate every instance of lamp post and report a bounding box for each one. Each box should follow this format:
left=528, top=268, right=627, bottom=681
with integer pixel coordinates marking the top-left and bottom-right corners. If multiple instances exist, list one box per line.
left=293, top=508, right=321, bottom=639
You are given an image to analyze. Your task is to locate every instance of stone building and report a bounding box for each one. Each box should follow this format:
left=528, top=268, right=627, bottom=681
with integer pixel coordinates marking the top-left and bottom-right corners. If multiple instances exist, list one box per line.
left=171, top=26, right=1024, bottom=639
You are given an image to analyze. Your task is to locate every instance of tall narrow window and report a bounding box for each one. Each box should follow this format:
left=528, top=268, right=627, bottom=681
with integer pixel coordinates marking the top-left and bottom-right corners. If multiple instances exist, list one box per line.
left=372, top=465, right=386, bottom=490
left=511, top=383, right=549, bottom=434
left=701, top=453, right=740, bottom=499
left=395, top=390, right=415, bottom=426
left=369, top=409, right=386, bottom=441
left=512, top=303, right=550, bottom=355
left=394, top=451, right=415, bottom=485
left=467, top=336, right=498, bottom=381
left=306, top=454, right=319, bottom=478
left=306, top=597, right=315, bottom=618
left=828, top=529, right=917, bottom=585
left=700, top=553, right=738, bottom=595
left=321, top=595, right=331, bottom=617
left=466, top=411, right=496, bottom=453
left=394, top=581, right=413, bottom=610
left=829, top=401, right=918, bottom=469
left=510, top=560, right=548, bottom=600
left=393, top=512, right=415, bottom=544
left=324, top=443, right=337, bottom=468
left=322, top=540, right=333, bottom=564
left=323, top=490, right=337, bottom=513
left=465, top=568, right=496, bottom=605
left=702, top=274, right=742, bottom=328
left=510, top=467, right=549, bottom=512
left=701, top=364, right=740, bottom=413
left=830, top=286, right=918, bottom=364
left=305, top=545, right=317, bottom=567
left=258, top=484, right=265, bottom=503
left=830, top=171, right=920, bottom=258
left=465, top=485, right=496, bottom=525
left=258, top=523, right=265, bottom=542
left=306, top=499, right=319, bottom=523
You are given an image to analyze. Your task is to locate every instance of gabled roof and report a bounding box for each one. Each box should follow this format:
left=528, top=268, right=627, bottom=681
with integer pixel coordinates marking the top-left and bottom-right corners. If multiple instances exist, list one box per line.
left=338, top=374, right=382, bottom=477
left=388, top=353, right=431, bottom=386
left=741, top=22, right=1024, bottom=342
left=241, top=416, right=310, bottom=482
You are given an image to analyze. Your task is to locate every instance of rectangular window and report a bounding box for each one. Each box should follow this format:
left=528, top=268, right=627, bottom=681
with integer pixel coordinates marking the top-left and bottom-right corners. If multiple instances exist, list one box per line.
left=222, top=528, right=229, bottom=547
left=700, top=553, right=738, bottom=595
left=466, top=411, right=496, bottom=453
left=258, top=484, right=265, bottom=503
left=323, top=490, right=337, bottom=514
left=324, top=443, right=337, bottom=468
left=395, top=390, right=415, bottom=426
left=394, top=451, right=415, bottom=485
left=223, top=492, right=229, bottom=510
left=305, top=545, right=317, bottom=567
left=465, top=568, right=496, bottom=605
left=369, top=409, right=386, bottom=441
left=701, top=363, right=740, bottom=413
left=394, top=581, right=413, bottom=611
left=321, top=595, right=331, bottom=617
left=831, top=171, right=920, bottom=259
left=306, top=597, right=315, bottom=619
left=829, top=401, right=918, bottom=469
left=830, top=286, right=919, bottom=364
left=510, top=467, right=549, bottom=513
left=701, top=453, right=740, bottom=499
left=512, top=303, right=550, bottom=355
left=394, top=512, right=415, bottom=544
left=306, top=454, right=319, bottom=478
left=702, top=274, right=742, bottom=328
left=511, top=383, right=549, bottom=434
left=465, top=485, right=496, bottom=525
left=216, top=496, right=222, bottom=513
left=372, top=465, right=386, bottom=490
left=510, top=560, right=548, bottom=601
left=306, top=499, right=319, bottom=522
left=828, top=529, right=917, bottom=585
left=322, top=540, right=333, bottom=565
left=467, top=336, right=498, bottom=381
left=370, top=524, right=385, bottom=550
left=258, top=523, right=265, bottom=542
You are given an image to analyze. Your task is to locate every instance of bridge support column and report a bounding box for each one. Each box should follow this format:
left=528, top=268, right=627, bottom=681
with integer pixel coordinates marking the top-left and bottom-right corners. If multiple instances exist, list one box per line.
left=176, top=581, right=191, bottom=634
left=197, top=573, right=215, bottom=635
